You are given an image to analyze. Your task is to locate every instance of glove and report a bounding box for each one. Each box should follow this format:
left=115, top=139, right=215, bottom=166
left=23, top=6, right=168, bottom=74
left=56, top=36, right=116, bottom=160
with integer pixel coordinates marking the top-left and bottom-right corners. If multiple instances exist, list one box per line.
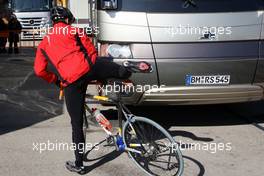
left=55, top=79, right=61, bottom=88
left=56, top=79, right=64, bottom=100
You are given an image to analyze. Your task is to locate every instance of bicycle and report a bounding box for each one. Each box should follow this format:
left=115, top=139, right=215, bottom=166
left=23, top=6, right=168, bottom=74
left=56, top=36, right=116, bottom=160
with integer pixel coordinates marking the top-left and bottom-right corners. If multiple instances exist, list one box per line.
left=81, top=61, right=184, bottom=176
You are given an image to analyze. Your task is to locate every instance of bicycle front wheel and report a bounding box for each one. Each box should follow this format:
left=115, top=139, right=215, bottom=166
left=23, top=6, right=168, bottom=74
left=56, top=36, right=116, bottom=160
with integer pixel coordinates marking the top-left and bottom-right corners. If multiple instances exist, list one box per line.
left=122, top=116, right=184, bottom=176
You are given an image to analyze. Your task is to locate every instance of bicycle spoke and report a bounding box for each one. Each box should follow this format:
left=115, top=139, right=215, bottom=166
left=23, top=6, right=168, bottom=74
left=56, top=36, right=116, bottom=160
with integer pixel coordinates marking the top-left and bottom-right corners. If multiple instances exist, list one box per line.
left=167, top=147, right=172, bottom=170
left=123, top=117, right=183, bottom=176
left=148, top=162, right=169, bottom=171
left=150, top=159, right=177, bottom=165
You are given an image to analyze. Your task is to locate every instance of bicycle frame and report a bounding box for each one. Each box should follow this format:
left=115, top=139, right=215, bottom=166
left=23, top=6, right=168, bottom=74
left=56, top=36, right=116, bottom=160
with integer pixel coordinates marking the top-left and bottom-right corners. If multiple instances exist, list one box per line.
left=82, top=92, right=184, bottom=176
left=83, top=94, right=145, bottom=155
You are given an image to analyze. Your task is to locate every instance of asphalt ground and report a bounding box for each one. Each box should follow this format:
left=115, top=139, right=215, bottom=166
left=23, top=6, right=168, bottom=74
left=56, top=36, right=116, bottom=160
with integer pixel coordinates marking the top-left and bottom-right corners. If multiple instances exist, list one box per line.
left=0, top=51, right=264, bottom=176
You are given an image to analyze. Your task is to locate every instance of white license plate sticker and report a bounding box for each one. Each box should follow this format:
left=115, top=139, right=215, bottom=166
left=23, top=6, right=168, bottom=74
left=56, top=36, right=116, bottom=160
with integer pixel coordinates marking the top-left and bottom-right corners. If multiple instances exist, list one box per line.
left=186, top=75, right=230, bottom=85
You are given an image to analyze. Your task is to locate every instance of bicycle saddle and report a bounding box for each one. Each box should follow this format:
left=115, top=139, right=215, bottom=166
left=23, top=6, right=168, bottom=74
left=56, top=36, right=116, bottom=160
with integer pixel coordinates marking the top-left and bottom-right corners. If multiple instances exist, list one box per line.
left=123, top=61, right=153, bottom=73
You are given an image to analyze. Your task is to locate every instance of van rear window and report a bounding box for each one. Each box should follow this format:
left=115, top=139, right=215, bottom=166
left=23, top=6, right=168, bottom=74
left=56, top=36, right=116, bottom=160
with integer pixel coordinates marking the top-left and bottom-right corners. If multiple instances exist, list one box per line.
left=102, top=0, right=264, bottom=13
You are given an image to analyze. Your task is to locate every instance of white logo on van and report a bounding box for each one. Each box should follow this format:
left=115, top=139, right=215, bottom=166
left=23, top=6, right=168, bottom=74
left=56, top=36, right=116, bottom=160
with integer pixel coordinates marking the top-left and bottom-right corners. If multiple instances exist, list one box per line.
left=182, top=0, right=197, bottom=8
left=200, top=32, right=216, bottom=40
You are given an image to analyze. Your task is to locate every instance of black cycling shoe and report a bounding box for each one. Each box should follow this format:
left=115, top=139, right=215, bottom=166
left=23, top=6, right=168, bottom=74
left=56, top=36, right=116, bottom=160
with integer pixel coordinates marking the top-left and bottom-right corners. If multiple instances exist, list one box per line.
left=14, top=47, right=19, bottom=54
left=2, top=48, right=7, bottom=54
left=123, top=61, right=153, bottom=73
left=65, top=161, right=85, bottom=175
left=8, top=47, right=13, bottom=54
left=0, top=48, right=7, bottom=54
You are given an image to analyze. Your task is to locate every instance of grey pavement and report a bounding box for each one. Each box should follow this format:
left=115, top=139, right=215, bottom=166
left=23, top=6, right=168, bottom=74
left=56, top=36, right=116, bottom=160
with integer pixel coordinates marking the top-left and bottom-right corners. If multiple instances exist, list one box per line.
left=0, top=51, right=264, bottom=176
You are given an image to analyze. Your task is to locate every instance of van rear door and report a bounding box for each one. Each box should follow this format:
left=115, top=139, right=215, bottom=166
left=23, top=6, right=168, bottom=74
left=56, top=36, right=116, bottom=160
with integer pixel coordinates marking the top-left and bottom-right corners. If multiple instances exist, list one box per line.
left=146, top=0, right=263, bottom=86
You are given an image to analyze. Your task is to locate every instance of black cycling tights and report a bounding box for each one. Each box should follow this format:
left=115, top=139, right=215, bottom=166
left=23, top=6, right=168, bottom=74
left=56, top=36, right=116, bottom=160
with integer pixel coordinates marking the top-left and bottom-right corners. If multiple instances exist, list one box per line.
left=64, top=58, right=131, bottom=167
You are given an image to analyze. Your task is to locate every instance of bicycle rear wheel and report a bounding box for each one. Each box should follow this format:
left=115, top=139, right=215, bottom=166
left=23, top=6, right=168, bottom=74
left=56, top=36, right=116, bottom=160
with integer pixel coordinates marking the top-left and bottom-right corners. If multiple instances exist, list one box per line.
left=122, top=116, right=184, bottom=176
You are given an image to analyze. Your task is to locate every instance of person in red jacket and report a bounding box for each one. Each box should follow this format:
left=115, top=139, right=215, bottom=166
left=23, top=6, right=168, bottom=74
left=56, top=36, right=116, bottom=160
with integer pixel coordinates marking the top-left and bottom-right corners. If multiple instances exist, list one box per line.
left=34, top=7, right=131, bottom=174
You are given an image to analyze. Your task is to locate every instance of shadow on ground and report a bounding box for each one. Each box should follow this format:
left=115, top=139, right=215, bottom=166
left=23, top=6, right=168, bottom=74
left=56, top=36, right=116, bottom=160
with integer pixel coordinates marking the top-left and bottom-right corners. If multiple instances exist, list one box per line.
left=99, top=101, right=264, bottom=175
left=0, top=73, right=63, bottom=135
left=102, top=100, right=264, bottom=129
left=82, top=138, right=122, bottom=174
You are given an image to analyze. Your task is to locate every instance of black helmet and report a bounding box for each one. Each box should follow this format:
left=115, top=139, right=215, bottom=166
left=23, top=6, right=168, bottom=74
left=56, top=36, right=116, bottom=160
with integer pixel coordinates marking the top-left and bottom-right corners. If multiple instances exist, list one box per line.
left=51, top=6, right=75, bottom=24
left=65, top=8, right=75, bottom=24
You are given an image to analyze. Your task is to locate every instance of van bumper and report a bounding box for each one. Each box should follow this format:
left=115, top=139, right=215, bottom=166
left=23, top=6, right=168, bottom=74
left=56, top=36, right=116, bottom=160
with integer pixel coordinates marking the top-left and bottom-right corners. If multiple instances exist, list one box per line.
left=137, top=84, right=264, bottom=105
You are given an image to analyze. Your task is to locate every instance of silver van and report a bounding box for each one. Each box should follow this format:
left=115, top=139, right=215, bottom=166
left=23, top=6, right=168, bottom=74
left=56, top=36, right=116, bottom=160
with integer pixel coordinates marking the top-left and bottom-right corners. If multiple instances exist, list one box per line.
left=6, top=0, right=261, bottom=105
left=91, top=0, right=264, bottom=105
left=9, top=0, right=53, bottom=40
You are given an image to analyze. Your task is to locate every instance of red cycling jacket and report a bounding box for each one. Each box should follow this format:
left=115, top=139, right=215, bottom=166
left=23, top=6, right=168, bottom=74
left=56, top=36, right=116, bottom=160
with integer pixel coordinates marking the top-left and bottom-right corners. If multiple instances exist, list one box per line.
left=34, top=22, right=97, bottom=86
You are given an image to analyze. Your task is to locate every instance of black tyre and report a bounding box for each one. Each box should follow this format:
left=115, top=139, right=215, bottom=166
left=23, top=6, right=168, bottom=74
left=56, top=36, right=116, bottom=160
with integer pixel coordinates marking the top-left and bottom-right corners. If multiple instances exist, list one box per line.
left=122, top=116, right=184, bottom=176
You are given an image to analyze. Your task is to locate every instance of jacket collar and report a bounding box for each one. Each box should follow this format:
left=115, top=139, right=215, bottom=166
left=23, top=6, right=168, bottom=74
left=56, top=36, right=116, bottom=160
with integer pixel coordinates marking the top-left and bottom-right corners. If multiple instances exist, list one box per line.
left=53, top=22, right=69, bottom=27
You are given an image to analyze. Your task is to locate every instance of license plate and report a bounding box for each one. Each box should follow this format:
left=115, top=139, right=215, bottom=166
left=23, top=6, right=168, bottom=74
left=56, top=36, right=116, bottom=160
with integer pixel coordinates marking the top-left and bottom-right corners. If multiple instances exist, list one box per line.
left=23, top=31, right=40, bottom=35
left=186, top=75, right=230, bottom=85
